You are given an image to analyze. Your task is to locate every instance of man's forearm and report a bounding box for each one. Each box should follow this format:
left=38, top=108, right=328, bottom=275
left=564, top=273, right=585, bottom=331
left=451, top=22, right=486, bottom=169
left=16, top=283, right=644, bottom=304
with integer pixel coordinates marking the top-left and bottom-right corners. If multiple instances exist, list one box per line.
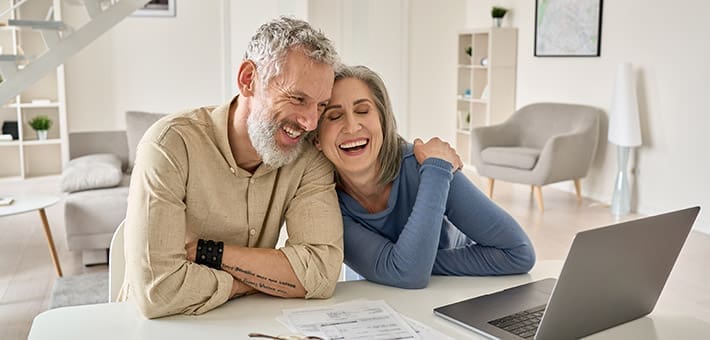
left=220, top=245, right=307, bottom=298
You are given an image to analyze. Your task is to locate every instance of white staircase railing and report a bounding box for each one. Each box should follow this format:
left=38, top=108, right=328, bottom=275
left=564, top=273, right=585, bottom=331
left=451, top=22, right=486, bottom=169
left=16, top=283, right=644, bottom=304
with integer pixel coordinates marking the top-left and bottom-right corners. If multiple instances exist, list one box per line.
left=0, top=0, right=149, bottom=105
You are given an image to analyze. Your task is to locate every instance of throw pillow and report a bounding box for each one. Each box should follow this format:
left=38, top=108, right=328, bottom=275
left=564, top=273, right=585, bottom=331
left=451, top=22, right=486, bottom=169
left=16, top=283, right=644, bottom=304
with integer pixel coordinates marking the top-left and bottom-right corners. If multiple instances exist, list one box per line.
left=125, top=111, right=166, bottom=172
left=61, top=154, right=123, bottom=193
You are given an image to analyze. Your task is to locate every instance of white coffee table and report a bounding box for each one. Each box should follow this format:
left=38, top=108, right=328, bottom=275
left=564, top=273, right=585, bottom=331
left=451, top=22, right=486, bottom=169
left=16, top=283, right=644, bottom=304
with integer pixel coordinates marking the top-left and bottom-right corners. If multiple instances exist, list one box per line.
left=0, top=194, right=63, bottom=277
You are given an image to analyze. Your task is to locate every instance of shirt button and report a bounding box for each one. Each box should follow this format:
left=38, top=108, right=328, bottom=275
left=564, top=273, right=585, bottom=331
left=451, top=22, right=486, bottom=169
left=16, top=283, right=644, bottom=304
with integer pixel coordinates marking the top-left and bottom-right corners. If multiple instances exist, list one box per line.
left=249, top=229, right=256, bottom=236
left=249, top=178, right=255, bottom=184
left=229, top=167, right=235, bottom=174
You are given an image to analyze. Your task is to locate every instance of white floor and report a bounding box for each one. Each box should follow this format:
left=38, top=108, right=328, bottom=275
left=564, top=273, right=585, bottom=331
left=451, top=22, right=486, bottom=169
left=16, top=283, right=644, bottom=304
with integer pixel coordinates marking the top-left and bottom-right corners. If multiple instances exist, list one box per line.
left=0, top=174, right=708, bottom=340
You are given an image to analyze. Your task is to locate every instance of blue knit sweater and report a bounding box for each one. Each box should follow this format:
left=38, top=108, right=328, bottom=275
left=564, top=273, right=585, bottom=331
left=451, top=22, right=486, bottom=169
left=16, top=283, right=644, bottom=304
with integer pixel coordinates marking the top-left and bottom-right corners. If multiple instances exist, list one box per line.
left=338, top=144, right=536, bottom=288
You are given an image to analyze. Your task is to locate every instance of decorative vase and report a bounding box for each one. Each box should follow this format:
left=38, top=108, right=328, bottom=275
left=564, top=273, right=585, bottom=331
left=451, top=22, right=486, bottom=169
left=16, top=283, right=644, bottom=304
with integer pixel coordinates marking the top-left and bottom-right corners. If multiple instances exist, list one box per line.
left=493, top=17, right=502, bottom=27
left=37, top=130, right=48, bottom=140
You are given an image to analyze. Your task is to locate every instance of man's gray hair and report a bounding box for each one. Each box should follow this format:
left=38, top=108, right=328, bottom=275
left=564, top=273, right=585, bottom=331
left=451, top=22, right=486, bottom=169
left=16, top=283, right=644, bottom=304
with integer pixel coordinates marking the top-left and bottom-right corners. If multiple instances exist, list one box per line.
left=332, top=65, right=406, bottom=185
left=245, top=16, right=339, bottom=88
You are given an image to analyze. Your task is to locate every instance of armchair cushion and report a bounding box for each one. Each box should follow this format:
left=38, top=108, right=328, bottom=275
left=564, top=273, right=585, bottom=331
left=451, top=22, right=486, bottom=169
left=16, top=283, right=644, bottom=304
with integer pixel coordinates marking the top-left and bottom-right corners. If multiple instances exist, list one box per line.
left=481, top=147, right=541, bottom=170
left=61, top=154, right=123, bottom=193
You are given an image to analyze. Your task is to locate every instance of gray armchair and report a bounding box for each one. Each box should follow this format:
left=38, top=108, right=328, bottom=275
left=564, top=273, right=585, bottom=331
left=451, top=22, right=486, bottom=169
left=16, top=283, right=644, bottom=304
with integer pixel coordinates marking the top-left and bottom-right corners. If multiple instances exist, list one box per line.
left=470, top=103, right=602, bottom=211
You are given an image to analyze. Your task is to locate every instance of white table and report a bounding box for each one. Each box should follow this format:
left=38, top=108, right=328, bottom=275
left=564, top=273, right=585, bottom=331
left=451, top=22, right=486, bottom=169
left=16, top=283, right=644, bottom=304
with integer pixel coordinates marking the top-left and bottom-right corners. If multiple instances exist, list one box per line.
left=28, top=261, right=710, bottom=339
left=0, top=194, right=63, bottom=277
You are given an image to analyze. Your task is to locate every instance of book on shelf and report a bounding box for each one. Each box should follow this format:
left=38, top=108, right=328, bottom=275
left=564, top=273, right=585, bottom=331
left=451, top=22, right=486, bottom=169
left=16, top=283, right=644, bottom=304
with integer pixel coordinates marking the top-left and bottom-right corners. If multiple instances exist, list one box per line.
left=0, top=197, right=14, bottom=206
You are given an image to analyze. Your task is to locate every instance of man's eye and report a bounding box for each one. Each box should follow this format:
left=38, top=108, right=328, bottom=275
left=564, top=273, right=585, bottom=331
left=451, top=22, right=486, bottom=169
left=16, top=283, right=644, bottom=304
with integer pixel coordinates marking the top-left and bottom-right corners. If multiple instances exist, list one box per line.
left=290, top=96, right=305, bottom=104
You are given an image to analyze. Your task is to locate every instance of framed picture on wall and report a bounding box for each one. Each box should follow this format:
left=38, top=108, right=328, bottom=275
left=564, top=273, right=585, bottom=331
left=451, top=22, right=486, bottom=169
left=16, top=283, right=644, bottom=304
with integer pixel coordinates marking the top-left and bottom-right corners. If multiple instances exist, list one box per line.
left=132, top=0, right=176, bottom=17
left=534, top=0, right=603, bottom=57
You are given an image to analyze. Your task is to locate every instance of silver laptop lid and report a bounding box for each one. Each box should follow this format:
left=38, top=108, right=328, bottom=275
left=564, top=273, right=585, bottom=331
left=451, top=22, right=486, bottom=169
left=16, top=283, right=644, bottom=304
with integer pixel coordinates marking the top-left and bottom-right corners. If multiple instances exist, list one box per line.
left=536, top=206, right=700, bottom=340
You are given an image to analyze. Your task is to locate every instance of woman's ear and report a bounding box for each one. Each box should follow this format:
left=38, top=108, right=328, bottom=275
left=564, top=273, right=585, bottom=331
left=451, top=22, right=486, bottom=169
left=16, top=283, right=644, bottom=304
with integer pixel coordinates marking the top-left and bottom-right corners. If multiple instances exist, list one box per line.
left=237, top=60, right=257, bottom=97
left=314, top=136, right=322, bottom=150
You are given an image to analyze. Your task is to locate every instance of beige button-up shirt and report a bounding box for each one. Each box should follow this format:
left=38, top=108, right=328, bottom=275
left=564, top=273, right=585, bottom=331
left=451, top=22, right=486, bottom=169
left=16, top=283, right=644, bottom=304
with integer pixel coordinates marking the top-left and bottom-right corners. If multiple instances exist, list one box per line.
left=119, top=97, right=344, bottom=318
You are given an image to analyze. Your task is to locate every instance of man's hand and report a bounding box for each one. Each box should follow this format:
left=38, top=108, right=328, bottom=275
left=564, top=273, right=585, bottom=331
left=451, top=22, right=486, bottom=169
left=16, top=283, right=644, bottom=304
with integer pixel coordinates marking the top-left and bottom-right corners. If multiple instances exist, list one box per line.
left=413, top=137, right=463, bottom=172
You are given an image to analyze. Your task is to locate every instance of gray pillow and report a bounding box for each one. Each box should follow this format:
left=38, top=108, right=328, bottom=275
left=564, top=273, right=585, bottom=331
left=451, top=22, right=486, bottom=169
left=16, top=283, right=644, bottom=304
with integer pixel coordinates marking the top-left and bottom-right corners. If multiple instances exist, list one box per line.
left=125, top=111, right=166, bottom=171
left=61, top=154, right=123, bottom=193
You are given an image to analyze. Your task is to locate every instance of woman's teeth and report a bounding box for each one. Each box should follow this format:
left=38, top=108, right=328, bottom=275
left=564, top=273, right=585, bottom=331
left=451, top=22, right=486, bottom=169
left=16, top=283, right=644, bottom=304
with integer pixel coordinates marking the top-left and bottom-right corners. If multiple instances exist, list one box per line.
left=339, top=139, right=368, bottom=150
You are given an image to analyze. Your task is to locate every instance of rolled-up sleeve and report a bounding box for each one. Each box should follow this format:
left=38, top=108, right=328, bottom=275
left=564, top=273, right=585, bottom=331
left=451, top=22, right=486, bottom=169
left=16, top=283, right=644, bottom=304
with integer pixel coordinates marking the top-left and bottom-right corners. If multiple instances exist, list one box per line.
left=280, top=152, right=344, bottom=298
left=122, top=131, right=233, bottom=318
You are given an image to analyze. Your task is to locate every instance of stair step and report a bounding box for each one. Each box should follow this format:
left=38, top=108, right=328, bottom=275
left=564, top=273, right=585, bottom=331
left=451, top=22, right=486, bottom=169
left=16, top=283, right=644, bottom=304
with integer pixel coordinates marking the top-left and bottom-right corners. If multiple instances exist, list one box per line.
left=8, top=19, right=68, bottom=30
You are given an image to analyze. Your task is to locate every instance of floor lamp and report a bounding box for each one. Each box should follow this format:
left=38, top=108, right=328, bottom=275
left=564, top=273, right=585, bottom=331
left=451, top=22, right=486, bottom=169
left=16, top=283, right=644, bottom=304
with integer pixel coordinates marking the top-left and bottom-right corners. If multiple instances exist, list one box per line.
left=608, top=62, right=642, bottom=216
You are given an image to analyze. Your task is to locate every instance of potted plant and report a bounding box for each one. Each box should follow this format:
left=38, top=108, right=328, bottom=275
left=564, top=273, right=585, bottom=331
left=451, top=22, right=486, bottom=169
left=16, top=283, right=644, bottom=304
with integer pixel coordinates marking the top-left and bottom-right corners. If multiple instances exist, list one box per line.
left=29, top=115, right=52, bottom=140
left=491, top=6, right=508, bottom=27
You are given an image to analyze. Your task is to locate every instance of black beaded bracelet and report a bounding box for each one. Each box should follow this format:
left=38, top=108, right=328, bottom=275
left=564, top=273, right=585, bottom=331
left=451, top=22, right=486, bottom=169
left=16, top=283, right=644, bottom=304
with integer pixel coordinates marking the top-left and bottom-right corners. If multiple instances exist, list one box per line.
left=196, top=239, right=224, bottom=269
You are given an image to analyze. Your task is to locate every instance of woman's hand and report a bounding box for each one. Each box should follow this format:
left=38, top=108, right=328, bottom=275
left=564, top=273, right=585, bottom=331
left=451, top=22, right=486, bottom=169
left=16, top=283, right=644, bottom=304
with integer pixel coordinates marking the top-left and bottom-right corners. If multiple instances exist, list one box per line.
left=413, top=137, right=463, bottom=172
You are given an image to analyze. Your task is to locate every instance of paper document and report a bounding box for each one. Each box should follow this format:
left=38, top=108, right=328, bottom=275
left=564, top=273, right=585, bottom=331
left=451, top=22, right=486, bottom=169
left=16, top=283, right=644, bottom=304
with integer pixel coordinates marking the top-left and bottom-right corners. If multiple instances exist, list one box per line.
left=280, top=300, right=418, bottom=339
left=278, top=299, right=453, bottom=340
left=0, top=197, right=14, bottom=206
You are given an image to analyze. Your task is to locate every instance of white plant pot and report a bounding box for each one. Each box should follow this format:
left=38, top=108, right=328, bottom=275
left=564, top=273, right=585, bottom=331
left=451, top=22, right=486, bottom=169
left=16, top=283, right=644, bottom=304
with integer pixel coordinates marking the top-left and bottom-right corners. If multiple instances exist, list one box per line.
left=37, top=130, right=48, bottom=140
left=493, top=17, right=503, bottom=27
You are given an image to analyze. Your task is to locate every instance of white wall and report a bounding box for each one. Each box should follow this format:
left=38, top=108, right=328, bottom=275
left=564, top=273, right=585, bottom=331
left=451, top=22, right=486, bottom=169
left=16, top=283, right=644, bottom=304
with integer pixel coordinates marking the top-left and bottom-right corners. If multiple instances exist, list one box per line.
left=63, top=1, right=226, bottom=132
left=461, top=0, right=710, bottom=233
left=406, top=0, right=467, bottom=143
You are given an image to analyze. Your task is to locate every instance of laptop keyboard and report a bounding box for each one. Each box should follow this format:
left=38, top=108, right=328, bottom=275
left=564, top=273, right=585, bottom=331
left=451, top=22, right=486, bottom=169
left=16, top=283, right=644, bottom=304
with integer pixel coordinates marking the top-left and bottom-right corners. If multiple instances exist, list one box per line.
left=488, top=304, right=546, bottom=339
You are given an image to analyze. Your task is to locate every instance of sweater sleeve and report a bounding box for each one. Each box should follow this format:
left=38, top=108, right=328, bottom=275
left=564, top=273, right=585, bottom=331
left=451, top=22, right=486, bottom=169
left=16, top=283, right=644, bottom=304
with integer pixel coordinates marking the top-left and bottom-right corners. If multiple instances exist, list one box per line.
left=343, top=158, right=453, bottom=289
left=432, top=170, right=536, bottom=276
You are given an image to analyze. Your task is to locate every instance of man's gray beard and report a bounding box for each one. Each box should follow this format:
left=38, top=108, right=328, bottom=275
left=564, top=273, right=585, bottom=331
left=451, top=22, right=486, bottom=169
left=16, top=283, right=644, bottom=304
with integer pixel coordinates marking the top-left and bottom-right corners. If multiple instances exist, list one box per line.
left=246, top=106, right=306, bottom=169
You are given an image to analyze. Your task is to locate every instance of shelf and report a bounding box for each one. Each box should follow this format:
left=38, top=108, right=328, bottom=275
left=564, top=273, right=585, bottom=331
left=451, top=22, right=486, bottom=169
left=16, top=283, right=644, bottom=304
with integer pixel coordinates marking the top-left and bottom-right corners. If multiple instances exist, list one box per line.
left=22, top=139, right=61, bottom=146
left=457, top=96, right=488, bottom=104
left=458, top=65, right=488, bottom=70
left=456, top=129, right=471, bottom=135
left=0, top=140, right=20, bottom=146
left=5, top=101, right=60, bottom=108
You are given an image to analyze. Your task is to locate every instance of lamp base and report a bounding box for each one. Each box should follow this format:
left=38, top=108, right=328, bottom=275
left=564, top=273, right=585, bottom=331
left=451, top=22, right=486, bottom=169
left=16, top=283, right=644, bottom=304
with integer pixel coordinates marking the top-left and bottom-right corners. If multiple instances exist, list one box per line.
left=611, top=145, right=632, bottom=216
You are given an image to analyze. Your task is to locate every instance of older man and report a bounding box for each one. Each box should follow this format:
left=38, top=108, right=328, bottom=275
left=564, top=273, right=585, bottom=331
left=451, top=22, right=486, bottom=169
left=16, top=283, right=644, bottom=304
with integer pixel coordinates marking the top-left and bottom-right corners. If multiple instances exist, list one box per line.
left=119, top=17, right=343, bottom=318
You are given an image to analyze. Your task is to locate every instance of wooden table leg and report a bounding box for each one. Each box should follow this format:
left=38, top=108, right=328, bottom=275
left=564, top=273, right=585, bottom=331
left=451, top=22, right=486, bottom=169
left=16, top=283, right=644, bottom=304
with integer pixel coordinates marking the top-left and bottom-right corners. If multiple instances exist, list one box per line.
left=38, top=208, right=63, bottom=277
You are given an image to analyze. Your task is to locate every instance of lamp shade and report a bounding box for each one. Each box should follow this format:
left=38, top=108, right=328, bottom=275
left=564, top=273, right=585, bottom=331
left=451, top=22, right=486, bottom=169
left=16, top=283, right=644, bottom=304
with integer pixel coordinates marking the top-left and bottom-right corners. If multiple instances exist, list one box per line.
left=608, top=62, right=642, bottom=147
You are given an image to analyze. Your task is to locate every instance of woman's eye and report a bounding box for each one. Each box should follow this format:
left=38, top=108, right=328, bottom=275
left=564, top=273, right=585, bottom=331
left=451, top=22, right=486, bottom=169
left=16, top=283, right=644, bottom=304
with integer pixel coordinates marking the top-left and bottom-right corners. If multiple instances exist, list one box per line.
left=355, top=110, right=368, bottom=115
left=328, top=113, right=342, bottom=121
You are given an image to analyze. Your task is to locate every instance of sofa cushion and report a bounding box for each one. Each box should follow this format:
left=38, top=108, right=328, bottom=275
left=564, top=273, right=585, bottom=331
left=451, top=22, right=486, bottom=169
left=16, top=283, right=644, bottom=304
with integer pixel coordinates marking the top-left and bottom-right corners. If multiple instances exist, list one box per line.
left=61, top=154, right=123, bottom=193
left=126, top=111, right=166, bottom=171
left=481, top=147, right=541, bottom=170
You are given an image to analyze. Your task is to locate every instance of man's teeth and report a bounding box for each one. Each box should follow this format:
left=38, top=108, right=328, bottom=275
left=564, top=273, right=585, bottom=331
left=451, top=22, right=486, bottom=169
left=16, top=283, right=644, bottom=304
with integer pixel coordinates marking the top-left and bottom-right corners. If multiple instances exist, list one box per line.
left=283, top=126, right=302, bottom=138
left=340, top=140, right=367, bottom=149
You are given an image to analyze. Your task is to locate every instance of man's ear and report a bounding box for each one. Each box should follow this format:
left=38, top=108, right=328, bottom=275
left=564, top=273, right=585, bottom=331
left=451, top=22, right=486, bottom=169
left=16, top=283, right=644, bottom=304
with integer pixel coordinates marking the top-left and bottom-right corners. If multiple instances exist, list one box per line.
left=237, top=60, right=257, bottom=97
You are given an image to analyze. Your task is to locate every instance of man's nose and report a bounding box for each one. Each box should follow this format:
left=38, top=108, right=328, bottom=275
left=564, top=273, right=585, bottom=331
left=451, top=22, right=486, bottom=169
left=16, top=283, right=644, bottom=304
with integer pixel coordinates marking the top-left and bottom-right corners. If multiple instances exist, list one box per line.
left=296, top=103, right=319, bottom=131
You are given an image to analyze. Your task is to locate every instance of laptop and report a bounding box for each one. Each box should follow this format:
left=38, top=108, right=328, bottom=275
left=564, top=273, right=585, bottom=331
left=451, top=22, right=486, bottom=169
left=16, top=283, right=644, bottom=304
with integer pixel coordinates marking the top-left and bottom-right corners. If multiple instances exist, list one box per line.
left=434, top=206, right=700, bottom=340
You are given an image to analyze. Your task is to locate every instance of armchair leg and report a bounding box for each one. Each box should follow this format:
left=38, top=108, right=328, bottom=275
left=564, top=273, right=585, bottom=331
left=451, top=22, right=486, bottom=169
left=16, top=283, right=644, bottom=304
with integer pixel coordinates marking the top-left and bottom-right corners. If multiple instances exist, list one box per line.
left=487, top=178, right=495, bottom=198
left=573, top=179, right=582, bottom=203
left=533, top=185, right=544, bottom=212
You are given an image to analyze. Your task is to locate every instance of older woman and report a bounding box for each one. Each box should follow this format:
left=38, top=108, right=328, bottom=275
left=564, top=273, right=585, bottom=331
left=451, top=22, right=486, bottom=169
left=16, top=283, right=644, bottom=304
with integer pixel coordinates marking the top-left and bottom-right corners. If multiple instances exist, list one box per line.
left=314, top=65, right=536, bottom=289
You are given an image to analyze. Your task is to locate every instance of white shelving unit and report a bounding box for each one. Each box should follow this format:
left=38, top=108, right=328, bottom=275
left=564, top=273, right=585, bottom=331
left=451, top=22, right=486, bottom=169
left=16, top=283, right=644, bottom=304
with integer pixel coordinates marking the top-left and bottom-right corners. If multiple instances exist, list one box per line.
left=455, top=27, right=517, bottom=165
left=0, top=0, right=68, bottom=180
